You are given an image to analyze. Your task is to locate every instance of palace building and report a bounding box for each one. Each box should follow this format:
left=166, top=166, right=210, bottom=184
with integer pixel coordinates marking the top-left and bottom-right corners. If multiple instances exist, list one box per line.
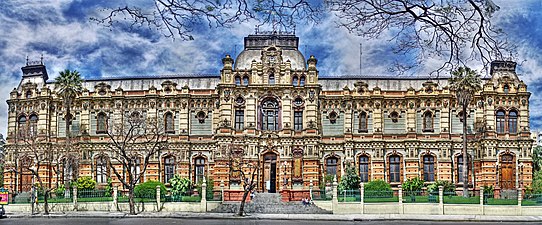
left=2, top=33, right=534, bottom=197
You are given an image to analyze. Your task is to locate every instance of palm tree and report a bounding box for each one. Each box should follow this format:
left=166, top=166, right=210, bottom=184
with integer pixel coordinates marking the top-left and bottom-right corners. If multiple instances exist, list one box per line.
left=55, top=69, right=83, bottom=196
left=449, top=67, right=482, bottom=198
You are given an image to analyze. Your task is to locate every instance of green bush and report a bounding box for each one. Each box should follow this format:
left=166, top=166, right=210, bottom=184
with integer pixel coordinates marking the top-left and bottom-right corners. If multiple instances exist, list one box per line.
left=196, top=178, right=214, bottom=199
left=170, top=175, right=192, bottom=196
left=402, top=177, right=424, bottom=194
left=134, top=180, right=166, bottom=198
left=76, top=176, right=96, bottom=191
left=482, top=185, right=494, bottom=197
left=364, top=179, right=392, bottom=192
left=338, top=165, right=360, bottom=192
left=104, top=178, right=113, bottom=197
left=55, top=185, right=66, bottom=197
left=426, top=180, right=455, bottom=193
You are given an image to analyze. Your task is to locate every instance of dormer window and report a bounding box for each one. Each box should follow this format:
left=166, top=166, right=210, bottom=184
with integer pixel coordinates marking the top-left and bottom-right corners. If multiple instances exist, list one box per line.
left=243, top=76, right=249, bottom=86
left=423, top=111, right=434, bottom=132
left=300, top=76, right=305, bottom=86
left=235, top=76, right=241, bottom=86
left=503, top=84, right=510, bottom=94
left=293, top=76, right=298, bottom=86
left=269, top=74, right=275, bottom=85
left=26, top=90, right=32, bottom=99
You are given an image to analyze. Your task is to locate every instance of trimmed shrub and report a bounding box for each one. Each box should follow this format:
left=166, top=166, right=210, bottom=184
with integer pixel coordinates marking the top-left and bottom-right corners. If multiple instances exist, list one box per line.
left=402, top=177, right=424, bottom=193
left=76, top=176, right=96, bottom=191
left=134, top=180, right=166, bottom=198
left=170, top=175, right=192, bottom=196
left=364, top=179, right=392, bottom=192
left=426, top=180, right=455, bottom=193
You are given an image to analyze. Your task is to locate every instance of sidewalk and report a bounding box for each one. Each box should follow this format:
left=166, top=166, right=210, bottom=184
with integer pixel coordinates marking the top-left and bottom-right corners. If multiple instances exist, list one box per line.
left=5, top=211, right=542, bottom=222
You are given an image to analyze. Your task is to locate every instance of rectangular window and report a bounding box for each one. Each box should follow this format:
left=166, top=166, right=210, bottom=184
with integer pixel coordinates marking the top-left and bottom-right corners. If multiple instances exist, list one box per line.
left=294, top=111, right=303, bottom=131
left=235, top=110, right=244, bottom=130
left=164, top=157, right=175, bottom=183
left=389, top=156, right=400, bottom=183
left=458, top=156, right=466, bottom=183
left=96, top=158, right=107, bottom=183
left=423, top=156, right=435, bottom=182
left=359, top=156, right=369, bottom=182
left=326, top=158, right=338, bottom=176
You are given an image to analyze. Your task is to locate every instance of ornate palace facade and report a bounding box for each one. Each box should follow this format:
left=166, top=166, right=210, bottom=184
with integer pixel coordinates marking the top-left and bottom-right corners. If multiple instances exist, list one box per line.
left=2, top=33, right=534, bottom=195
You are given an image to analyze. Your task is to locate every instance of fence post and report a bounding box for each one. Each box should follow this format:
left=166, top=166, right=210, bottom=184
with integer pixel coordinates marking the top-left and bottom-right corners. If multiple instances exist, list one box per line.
left=360, top=182, right=364, bottom=214
left=517, top=188, right=522, bottom=215
left=438, top=186, right=444, bottom=215
left=479, top=186, right=484, bottom=215
left=332, top=175, right=338, bottom=214
left=398, top=185, right=403, bottom=214
left=73, top=186, right=78, bottom=211
left=201, top=176, right=207, bottom=212
left=112, top=186, right=118, bottom=211
left=309, top=179, right=313, bottom=200
left=220, top=180, right=224, bottom=203
left=156, top=185, right=161, bottom=212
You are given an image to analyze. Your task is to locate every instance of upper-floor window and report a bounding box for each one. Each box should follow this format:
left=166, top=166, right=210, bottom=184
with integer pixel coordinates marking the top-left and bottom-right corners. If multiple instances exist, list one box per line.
left=503, top=84, right=510, bottom=94
left=423, top=155, right=435, bottom=182
left=242, top=76, right=249, bottom=86
left=359, top=155, right=369, bottom=182
left=457, top=155, right=468, bottom=183
left=26, top=91, right=32, bottom=99
left=292, top=76, right=298, bottom=86
left=165, top=112, right=174, bottom=133
left=164, top=156, right=175, bottom=183
left=235, top=76, right=241, bottom=86
left=326, top=157, right=338, bottom=176
left=261, top=98, right=279, bottom=131
left=294, top=111, right=303, bottom=131
left=496, top=110, right=506, bottom=134
left=29, top=114, right=38, bottom=136
left=359, top=112, right=368, bottom=132
left=509, top=110, right=518, bottom=134
left=235, top=110, right=244, bottom=130
left=299, top=76, right=305, bottom=86
left=423, top=111, right=433, bottom=132
left=97, top=112, right=107, bottom=134
left=269, top=74, right=275, bottom=85
left=18, top=115, right=27, bottom=138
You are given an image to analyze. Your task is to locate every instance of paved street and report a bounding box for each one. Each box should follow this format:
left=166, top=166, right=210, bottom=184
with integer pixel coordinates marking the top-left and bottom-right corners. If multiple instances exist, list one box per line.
left=1, top=218, right=542, bottom=225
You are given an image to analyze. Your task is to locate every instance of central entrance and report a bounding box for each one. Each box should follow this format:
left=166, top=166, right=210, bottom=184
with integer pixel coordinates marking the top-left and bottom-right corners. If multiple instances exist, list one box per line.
left=263, top=153, right=277, bottom=193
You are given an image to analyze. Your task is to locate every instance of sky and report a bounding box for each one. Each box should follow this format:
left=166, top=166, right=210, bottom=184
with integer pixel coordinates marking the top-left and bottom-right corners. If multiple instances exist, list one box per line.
left=0, top=0, right=541, bottom=136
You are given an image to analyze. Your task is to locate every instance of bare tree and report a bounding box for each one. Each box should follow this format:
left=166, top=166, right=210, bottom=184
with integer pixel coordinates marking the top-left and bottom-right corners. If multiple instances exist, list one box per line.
left=94, top=0, right=511, bottom=73
left=224, top=144, right=259, bottom=216
left=103, top=111, right=168, bottom=215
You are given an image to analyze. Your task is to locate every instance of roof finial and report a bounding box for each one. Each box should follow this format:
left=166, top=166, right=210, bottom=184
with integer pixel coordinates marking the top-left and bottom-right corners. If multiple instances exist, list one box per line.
left=40, top=54, right=43, bottom=65
left=26, top=55, right=29, bottom=66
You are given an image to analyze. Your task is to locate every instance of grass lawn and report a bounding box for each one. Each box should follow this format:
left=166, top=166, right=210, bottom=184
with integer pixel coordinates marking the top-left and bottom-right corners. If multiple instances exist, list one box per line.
left=443, top=195, right=479, bottom=204
left=364, top=196, right=399, bottom=203
left=485, top=198, right=518, bottom=205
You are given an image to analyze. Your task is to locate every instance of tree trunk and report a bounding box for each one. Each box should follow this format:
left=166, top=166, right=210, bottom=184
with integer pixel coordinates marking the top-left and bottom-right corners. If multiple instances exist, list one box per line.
left=64, top=105, right=72, bottom=198
left=128, top=187, right=136, bottom=215
left=237, top=189, right=250, bottom=216
left=43, top=189, right=49, bottom=215
left=462, top=104, right=469, bottom=198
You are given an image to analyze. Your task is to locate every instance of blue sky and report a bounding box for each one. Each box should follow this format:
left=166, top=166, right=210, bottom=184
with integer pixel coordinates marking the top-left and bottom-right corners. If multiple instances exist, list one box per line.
left=0, top=0, right=541, bottom=135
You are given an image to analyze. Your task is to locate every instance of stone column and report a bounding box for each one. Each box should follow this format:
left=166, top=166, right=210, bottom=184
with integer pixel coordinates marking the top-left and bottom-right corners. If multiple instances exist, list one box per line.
left=517, top=188, right=523, bottom=215
left=201, top=177, right=207, bottom=212
left=398, top=185, right=403, bottom=214
left=438, top=186, right=444, bottom=215
left=156, top=185, right=161, bottom=212
left=112, top=186, right=118, bottom=211
left=332, top=176, right=338, bottom=214
left=220, top=180, right=225, bottom=202
left=479, top=186, right=484, bottom=215
left=360, top=183, right=365, bottom=214
left=73, top=186, right=78, bottom=211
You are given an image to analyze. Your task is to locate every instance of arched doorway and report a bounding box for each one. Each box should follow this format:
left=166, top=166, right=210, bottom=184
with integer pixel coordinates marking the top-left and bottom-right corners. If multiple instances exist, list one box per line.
left=500, top=153, right=515, bottom=190
left=263, top=152, right=277, bottom=193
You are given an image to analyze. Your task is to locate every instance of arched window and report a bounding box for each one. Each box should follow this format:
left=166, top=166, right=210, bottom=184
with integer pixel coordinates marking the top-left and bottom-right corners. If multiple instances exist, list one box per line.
left=496, top=110, right=506, bottom=134
left=194, top=157, right=205, bottom=183
left=269, top=74, right=275, bottom=85
left=423, top=155, right=435, bottom=182
left=18, top=115, right=27, bottom=138
left=243, top=76, right=249, bottom=86
left=326, top=157, right=338, bottom=176
left=235, top=76, right=241, bottom=86
left=457, top=155, right=468, bottom=183
left=26, top=91, right=32, bottom=99
left=261, top=98, right=279, bottom=131
left=390, top=111, right=399, bottom=123
left=165, top=112, right=174, bottom=133
left=29, top=114, right=38, bottom=136
left=503, top=84, right=510, bottom=94
left=96, top=156, right=108, bottom=183
left=164, top=156, right=175, bottom=183
left=389, top=155, right=401, bottom=183
left=329, top=111, right=338, bottom=124
left=359, top=155, right=369, bottom=182
left=509, top=110, right=518, bottom=134
left=359, top=112, right=368, bottom=132
left=97, top=112, right=107, bottom=133
left=292, top=76, right=298, bottom=86
left=300, top=76, right=305, bottom=86
left=423, top=111, right=433, bottom=132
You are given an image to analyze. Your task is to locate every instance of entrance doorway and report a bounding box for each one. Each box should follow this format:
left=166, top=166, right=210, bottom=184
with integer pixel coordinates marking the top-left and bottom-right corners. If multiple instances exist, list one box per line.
left=500, top=154, right=515, bottom=190
left=263, top=153, right=277, bottom=193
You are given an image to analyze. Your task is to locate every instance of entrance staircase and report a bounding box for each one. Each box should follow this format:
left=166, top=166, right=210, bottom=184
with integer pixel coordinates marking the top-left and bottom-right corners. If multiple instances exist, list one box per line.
left=211, top=192, right=331, bottom=214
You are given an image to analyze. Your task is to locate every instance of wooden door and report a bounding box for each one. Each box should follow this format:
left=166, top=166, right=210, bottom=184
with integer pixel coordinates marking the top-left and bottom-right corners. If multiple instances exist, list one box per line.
left=263, top=153, right=277, bottom=193
left=500, top=154, right=515, bottom=190
left=20, top=173, right=32, bottom=192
